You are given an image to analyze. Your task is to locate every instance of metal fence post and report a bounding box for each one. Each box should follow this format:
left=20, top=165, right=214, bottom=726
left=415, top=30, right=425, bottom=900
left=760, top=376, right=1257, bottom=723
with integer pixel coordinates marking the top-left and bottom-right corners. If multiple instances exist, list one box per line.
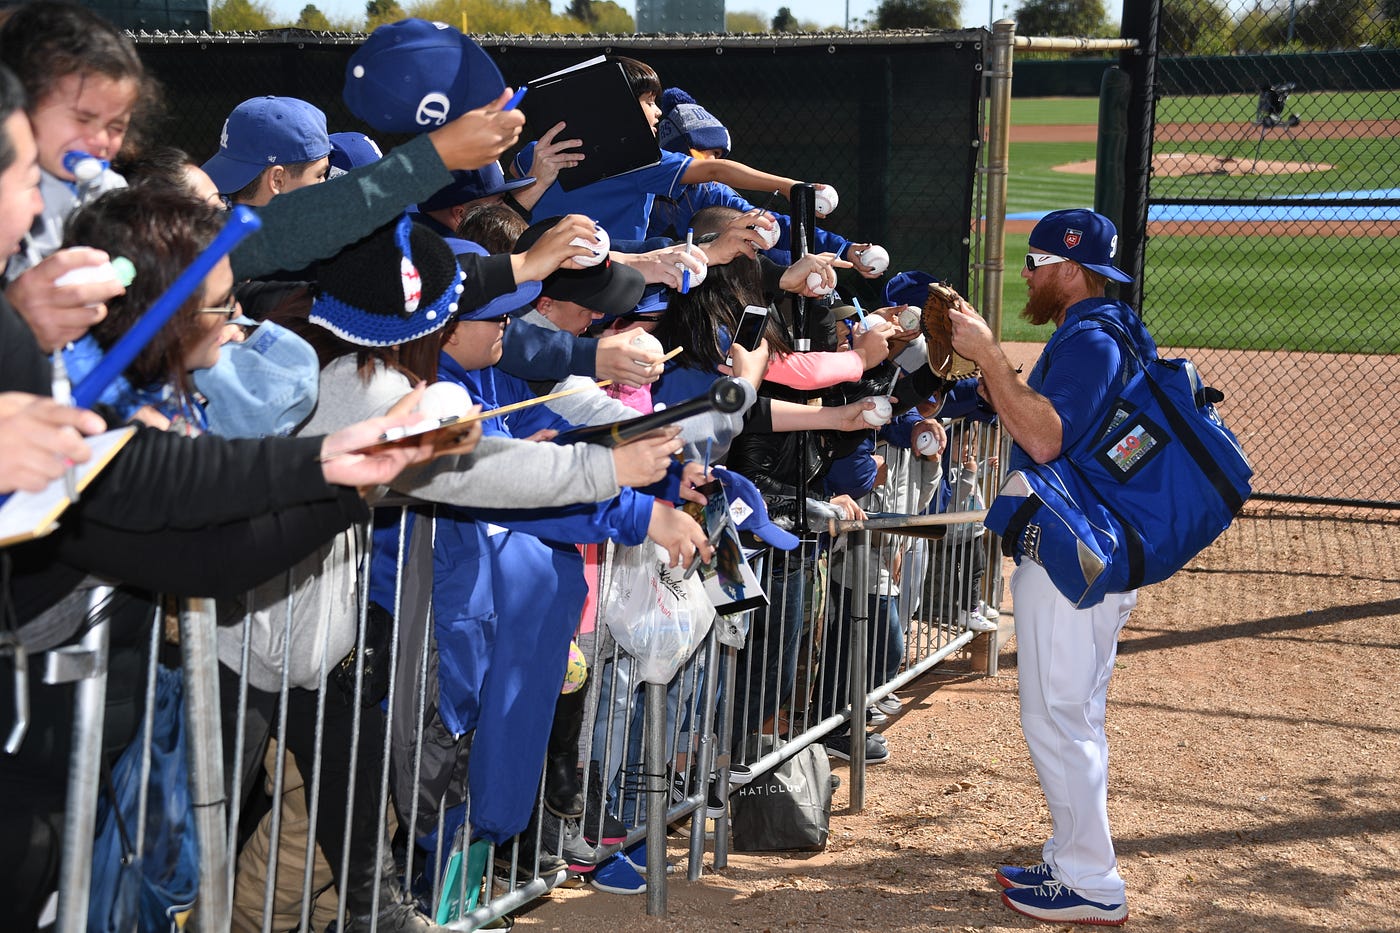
left=179, top=597, right=230, bottom=933
left=1118, top=0, right=1162, bottom=307
left=848, top=530, right=871, bottom=813
left=982, top=18, right=1017, bottom=338
left=50, top=586, right=113, bottom=933
left=644, top=680, right=668, bottom=916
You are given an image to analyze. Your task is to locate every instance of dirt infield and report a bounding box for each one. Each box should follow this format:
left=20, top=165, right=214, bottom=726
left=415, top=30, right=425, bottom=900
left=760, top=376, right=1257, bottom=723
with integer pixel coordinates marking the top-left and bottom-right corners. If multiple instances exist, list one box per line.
left=517, top=507, right=1400, bottom=932
left=1013, top=120, right=1400, bottom=143
left=1054, top=153, right=1333, bottom=177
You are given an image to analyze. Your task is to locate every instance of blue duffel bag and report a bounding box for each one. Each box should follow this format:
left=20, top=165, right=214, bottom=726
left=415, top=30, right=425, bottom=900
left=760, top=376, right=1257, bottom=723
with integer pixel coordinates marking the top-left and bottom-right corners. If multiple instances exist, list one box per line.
left=986, top=318, right=1253, bottom=608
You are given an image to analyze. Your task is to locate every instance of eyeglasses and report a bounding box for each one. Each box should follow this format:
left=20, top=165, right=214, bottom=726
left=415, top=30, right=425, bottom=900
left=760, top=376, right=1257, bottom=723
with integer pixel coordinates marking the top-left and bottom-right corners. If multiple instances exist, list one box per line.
left=1025, top=253, right=1070, bottom=273
left=199, top=293, right=239, bottom=319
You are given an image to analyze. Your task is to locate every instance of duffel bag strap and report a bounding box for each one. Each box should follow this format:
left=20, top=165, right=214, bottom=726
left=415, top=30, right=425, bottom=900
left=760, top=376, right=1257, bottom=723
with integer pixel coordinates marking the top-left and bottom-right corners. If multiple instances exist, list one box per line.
left=998, top=493, right=1043, bottom=559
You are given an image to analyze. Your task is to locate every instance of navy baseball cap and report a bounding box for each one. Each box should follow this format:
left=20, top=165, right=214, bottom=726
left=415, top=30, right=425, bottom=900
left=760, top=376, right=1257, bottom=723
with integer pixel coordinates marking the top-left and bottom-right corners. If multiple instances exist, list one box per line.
left=713, top=467, right=800, bottom=551
left=441, top=237, right=542, bottom=320
left=417, top=162, right=535, bottom=213
left=883, top=270, right=937, bottom=307
left=1028, top=209, right=1133, bottom=283
left=344, top=19, right=506, bottom=135
left=327, top=131, right=383, bottom=178
left=203, top=96, right=331, bottom=195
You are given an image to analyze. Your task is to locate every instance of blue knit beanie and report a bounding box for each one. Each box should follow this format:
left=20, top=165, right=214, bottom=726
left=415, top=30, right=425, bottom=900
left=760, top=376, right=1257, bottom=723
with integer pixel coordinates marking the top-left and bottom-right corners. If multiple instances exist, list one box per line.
left=657, top=88, right=731, bottom=158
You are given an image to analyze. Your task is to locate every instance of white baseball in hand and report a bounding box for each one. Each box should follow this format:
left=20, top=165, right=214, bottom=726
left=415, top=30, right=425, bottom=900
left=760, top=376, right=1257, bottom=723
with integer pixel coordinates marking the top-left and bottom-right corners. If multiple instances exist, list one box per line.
left=629, top=331, right=663, bottom=354
left=814, top=185, right=839, bottom=217
left=861, top=395, right=893, bottom=427
left=897, top=306, right=922, bottom=332
left=858, top=245, right=889, bottom=275
left=806, top=271, right=834, bottom=296
left=914, top=429, right=940, bottom=456
left=750, top=220, right=780, bottom=249
left=678, top=258, right=707, bottom=288
left=570, top=224, right=610, bottom=268
left=416, top=381, right=472, bottom=421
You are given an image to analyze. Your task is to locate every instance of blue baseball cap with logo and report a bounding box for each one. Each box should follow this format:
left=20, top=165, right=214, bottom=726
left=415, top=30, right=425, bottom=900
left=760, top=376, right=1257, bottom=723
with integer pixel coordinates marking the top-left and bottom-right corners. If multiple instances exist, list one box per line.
left=442, top=237, right=542, bottom=321
left=344, top=19, right=506, bottom=135
left=1028, top=208, right=1133, bottom=283
left=883, top=270, right=938, bottom=308
left=202, top=96, right=331, bottom=195
left=417, top=162, right=535, bottom=213
left=713, top=467, right=800, bottom=551
left=327, top=131, right=383, bottom=178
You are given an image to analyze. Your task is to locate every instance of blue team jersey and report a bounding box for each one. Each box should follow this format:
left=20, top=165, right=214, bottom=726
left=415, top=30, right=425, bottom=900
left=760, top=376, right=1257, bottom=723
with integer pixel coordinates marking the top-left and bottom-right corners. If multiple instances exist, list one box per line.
left=524, top=145, right=692, bottom=241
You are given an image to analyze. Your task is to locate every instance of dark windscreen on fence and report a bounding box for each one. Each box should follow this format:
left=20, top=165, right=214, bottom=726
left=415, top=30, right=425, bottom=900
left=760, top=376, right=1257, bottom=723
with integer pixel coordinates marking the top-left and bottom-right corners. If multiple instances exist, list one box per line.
left=133, top=32, right=985, bottom=308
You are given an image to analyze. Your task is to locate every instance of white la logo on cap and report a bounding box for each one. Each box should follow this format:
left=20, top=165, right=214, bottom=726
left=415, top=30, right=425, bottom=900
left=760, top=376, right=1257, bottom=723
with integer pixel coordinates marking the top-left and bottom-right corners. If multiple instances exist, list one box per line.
left=220, top=119, right=229, bottom=150
left=415, top=92, right=451, bottom=127
left=1109, top=233, right=1118, bottom=258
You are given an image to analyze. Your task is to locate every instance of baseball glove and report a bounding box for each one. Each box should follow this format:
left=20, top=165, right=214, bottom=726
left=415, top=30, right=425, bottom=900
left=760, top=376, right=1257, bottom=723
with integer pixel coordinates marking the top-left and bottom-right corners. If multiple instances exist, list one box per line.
left=921, top=280, right=979, bottom=380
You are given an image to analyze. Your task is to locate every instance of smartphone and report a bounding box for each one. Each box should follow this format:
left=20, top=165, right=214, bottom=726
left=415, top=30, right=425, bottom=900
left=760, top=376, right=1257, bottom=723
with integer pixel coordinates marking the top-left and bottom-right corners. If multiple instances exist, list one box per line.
left=682, top=479, right=728, bottom=578
left=726, top=304, right=770, bottom=367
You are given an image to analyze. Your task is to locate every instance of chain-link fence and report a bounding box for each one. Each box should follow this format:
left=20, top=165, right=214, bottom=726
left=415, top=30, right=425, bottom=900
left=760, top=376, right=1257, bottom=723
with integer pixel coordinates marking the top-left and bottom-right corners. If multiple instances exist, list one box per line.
left=1145, top=1, right=1399, bottom=508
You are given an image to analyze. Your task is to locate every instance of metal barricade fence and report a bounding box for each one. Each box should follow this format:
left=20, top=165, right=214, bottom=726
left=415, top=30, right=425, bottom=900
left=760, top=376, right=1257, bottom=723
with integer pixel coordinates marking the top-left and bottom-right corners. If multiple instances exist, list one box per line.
left=48, top=434, right=1003, bottom=930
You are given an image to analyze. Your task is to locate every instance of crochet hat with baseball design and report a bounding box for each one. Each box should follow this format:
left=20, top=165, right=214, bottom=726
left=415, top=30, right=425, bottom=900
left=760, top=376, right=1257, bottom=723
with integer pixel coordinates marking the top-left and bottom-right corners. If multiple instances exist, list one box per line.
left=311, top=215, right=466, bottom=347
left=657, top=88, right=731, bottom=158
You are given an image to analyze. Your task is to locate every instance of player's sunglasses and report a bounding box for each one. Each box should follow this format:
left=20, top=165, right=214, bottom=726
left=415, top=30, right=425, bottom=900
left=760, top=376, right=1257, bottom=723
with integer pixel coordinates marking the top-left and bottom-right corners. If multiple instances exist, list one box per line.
left=1025, top=253, right=1070, bottom=273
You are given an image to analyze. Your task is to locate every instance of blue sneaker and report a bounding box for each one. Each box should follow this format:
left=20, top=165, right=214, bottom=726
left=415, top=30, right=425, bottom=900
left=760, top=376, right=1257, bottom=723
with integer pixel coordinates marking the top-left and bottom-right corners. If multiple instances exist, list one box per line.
left=1000, top=880, right=1128, bottom=926
left=996, top=861, right=1054, bottom=888
left=589, top=841, right=652, bottom=895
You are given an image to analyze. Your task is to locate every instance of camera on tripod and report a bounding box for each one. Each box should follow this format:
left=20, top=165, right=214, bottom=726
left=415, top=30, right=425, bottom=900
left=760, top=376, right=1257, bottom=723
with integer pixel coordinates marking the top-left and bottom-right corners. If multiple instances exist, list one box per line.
left=1256, top=83, right=1300, bottom=129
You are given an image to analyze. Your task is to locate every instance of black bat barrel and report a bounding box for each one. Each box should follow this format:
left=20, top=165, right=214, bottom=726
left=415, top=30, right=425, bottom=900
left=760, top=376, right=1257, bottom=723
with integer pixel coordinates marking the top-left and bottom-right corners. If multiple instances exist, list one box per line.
left=552, top=377, right=747, bottom=447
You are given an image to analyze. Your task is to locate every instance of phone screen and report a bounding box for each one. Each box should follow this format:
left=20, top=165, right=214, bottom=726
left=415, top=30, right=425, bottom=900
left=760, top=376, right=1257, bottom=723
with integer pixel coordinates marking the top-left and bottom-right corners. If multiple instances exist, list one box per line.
left=726, top=305, right=769, bottom=365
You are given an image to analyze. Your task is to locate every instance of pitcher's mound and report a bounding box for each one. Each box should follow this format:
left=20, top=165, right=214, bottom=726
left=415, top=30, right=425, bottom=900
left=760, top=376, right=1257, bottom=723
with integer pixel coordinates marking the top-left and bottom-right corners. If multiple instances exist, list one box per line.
left=1054, top=153, right=1334, bottom=176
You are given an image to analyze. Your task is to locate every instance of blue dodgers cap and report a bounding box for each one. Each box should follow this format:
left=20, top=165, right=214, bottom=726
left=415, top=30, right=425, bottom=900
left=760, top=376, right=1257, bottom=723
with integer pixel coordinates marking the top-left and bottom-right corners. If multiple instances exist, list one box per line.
left=328, top=131, right=383, bottom=178
left=418, top=162, right=535, bottom=213
left=202, top=96, right=331, bottom=195
left=883, top=270, right=938, bottom=307
left=441, top=237, right=542, bottom=320
left=713, top=467, right=800, bottom=551
left=310, top=215, right=467, bottom=347
left=344, top=19, right=505, bottom=135
left=1028, top=208, right=1133, bottom=283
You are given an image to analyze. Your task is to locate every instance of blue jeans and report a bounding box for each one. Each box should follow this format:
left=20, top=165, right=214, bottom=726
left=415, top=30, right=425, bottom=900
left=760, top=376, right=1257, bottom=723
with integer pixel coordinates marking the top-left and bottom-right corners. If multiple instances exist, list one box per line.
left=731, top=548, right=811, bottom=752
left=817, top=587, right=901, bottom=723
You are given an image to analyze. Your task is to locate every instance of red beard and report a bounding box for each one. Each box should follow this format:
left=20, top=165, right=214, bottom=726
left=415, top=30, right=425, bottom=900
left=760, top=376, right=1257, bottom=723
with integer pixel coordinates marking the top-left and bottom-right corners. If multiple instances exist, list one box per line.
left=1021, top=273, right=1067, bottom=327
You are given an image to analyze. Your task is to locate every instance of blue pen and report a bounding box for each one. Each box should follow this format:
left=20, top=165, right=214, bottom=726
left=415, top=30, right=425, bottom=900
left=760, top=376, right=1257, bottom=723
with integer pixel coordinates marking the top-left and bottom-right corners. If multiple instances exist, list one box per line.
left=502, top=86, right=528, bottom=111
left=852, top=297, right=869, bottom=330
left=681, top=227, right=694, bottom=294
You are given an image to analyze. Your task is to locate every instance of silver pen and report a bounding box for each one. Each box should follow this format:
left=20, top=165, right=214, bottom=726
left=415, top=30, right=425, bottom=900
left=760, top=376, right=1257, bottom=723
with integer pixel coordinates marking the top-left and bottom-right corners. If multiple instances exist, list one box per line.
left=50, top=352, right=79, bottom=503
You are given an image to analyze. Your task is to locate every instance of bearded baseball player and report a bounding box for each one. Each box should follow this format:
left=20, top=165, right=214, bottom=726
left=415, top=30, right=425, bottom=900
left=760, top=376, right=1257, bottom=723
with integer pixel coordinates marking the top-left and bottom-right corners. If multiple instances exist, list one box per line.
left=947, top=209, right=1158, bottom=926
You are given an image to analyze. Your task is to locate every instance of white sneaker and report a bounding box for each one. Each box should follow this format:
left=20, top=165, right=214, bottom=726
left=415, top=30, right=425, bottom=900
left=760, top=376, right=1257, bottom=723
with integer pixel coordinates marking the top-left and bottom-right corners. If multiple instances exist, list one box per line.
left=874, top=695, right=902, bottom=716
left=978, top=601, right=1001, bottom=620
left=961, top=610, right=999, bottom=633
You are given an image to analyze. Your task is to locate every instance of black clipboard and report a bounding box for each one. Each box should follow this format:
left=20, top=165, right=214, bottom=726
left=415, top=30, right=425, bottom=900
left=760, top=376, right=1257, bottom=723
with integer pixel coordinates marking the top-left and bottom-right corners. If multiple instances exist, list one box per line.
left=524, top=56, right=661, bottom=191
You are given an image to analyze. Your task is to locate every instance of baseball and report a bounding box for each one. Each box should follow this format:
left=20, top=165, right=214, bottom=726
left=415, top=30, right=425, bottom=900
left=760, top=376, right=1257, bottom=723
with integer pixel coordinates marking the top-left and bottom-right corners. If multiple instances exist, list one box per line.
left=750, top=220, right=781, bottom=249
left=861, top=395, right=893, bottom=427
left=805, top=271, right=834, bottom=296
left=858, top=245, right=890, bottom=275
left=629, top=331, right=663, bottom=355
left=569, top=224, right=610, bottom=268
left=416, top=381, right=472, bottom=421
left=814, top=185, right=839, bottom=217
left=678, top=257, right=707, bottom=288
left=897, top=306, right=922, bottom=332
left=915, top=429, right=940, bottom=456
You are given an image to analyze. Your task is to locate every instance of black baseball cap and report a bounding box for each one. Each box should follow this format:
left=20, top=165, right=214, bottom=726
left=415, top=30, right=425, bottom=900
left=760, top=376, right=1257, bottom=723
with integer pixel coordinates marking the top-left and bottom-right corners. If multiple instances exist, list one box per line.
left=513, top=216, right=646, bottom=317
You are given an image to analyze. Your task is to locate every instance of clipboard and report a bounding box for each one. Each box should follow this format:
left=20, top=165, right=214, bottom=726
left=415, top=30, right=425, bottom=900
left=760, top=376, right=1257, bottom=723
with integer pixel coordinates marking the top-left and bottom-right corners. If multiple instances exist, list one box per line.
left=0, top=426, right=137, bottom=548
left=524, top=56, right=661, bottom=191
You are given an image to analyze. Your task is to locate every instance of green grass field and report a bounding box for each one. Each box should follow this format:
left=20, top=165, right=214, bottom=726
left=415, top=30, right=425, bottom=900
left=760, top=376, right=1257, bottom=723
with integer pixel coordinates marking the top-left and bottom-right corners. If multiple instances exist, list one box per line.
left=995, top=96, right=1398, bottom=354
left=1011, top=91, right=1398, bottom=126
left=998, top=231, right=1400, bottom=354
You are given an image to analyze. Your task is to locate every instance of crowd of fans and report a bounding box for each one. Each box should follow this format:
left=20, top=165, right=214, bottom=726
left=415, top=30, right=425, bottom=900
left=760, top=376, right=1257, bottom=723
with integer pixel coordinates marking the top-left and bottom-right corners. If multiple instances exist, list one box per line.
left=0, top=5, right=999, bottom=930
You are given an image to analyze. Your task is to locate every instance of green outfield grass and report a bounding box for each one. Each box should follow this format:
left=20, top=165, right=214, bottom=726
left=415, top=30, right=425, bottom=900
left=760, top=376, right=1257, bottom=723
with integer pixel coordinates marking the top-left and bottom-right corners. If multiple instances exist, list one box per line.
left=1011, top=91, right=1397, bottom=126
left=998, top=231, right=1400, bottom=354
